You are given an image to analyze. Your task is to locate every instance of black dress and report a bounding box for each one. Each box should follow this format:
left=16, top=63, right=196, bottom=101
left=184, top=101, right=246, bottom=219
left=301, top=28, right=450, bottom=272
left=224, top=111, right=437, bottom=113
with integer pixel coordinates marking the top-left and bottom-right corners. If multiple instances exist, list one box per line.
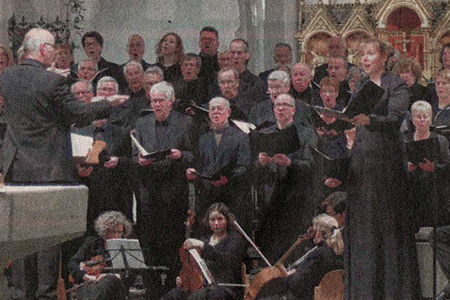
left=345, top=73, right=422, bottom=300
left=162, top=232, right=247, bottom=300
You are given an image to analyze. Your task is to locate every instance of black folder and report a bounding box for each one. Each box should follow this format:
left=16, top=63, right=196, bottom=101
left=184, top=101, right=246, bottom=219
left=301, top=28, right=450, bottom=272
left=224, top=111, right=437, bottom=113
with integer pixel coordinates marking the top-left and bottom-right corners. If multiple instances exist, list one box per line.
left=406, top=137, right=439, bottom=165
left=193, top=163, right=234, bottom=181
left=312, top=147, right=350, bottom=181
left=249, top=124, right=301, bottom=158
left=310, top=80, right=385, bottom=121
left=141, top=149, right=172, bottom=161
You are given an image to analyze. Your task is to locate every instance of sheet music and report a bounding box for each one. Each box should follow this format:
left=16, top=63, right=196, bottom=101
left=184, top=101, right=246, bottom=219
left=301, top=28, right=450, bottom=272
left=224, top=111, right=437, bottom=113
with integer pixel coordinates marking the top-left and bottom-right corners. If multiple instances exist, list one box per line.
left=231, top=120, right=256, bottom=134
left=188, top=249, right=214, bottom=285
left=130, top=133, right=150, bottom=156
left=71, top=133, right=93, bottom=158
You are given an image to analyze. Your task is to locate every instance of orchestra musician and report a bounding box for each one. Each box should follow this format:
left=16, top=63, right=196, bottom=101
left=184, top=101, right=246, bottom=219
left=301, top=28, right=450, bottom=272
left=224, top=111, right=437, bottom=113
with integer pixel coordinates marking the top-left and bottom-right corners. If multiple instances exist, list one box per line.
left=257, top=213, right=344, bottom=300
left=163, top=202, right=247, bottom=300
left=68, top=211, right=134, bottom=300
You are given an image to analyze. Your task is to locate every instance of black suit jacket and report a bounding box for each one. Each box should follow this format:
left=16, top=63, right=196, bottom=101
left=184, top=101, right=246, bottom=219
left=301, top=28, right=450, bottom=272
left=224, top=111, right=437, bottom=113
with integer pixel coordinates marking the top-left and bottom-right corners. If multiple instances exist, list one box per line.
left=0, top=59, right=113, bottom=182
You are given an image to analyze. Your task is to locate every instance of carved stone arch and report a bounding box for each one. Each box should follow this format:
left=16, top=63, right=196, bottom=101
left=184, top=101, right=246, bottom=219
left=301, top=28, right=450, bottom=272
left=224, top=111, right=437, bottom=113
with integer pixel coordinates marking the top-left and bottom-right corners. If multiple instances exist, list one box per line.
left=343, top=30, right=373, bottom=66
left=377, top=2, right=429, bottom=29
left=302, top=31, right=333, bottom=67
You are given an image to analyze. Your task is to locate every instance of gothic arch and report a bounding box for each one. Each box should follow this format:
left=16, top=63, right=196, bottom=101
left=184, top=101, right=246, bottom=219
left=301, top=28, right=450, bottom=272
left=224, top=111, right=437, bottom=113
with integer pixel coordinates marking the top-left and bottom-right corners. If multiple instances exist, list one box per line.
left=377, top=2, right=429, bottom=29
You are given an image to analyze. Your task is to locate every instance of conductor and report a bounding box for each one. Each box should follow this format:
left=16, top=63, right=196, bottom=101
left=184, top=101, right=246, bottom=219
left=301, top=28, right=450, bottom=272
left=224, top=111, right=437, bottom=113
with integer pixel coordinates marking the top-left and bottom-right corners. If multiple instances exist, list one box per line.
left=0, top=28, right=127, bottom=300
left=0, top=28, right=127, bottom=183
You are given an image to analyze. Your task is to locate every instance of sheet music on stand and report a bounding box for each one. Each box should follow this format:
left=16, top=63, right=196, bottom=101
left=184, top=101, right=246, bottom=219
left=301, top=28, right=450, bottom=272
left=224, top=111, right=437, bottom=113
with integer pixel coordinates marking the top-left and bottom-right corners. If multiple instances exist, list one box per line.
left=105, top=239, right=149, bottom=270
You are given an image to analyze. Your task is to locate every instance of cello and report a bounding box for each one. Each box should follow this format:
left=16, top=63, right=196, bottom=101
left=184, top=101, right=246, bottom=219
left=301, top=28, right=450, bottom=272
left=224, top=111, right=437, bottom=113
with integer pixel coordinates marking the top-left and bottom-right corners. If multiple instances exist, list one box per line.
left=178, top=210, right=208, bottom=292
left=244, top=233, right=313, bottom=300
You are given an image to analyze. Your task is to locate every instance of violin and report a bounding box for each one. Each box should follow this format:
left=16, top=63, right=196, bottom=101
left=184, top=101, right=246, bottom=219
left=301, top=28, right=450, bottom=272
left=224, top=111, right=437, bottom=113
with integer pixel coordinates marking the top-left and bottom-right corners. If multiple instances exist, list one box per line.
left=244, top=233, right=313, bottom=300
left=179, top=210, right=205, bottom=292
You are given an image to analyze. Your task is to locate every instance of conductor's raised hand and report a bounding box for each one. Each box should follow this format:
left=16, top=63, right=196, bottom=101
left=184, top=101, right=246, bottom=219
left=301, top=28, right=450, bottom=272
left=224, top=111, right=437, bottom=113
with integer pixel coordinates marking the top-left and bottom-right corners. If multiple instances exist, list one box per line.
left=107, top=94, right=130, bottom=107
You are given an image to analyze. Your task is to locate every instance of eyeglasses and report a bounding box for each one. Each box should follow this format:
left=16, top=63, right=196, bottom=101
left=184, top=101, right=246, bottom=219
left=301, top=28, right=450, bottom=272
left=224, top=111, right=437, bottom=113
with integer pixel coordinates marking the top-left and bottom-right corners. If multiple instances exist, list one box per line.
left=218, top=80, right=236, bottom=86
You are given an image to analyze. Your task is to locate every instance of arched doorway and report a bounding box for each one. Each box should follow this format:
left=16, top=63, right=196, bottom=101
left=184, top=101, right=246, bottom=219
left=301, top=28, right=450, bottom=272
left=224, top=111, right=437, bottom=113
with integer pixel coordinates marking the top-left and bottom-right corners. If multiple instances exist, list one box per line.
left=385, top=6, right=424, bottom=65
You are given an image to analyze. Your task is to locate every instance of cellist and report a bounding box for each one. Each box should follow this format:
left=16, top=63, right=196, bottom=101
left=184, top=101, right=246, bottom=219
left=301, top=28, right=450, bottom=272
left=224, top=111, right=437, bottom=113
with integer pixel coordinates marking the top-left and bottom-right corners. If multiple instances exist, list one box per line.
left=163, top=202, right=247, bottom=300
left=67, top=211, right=134, bottom=300
left=256, top=213, right=344, bottom=300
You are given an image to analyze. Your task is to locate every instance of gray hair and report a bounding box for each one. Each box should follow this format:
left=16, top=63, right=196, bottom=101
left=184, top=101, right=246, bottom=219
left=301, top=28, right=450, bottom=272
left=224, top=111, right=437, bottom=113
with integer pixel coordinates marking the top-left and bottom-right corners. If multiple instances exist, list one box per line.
left=150, top=81, right=175, bottom=102
left=127, top=34, right=144, bottom=50
left=182, top=53, right=201, bottom=69
left=268, top=70, right=290, bottom=86
left=209, top=97, right=230, bottom=109
left=22, top=28, right=54, bottom=57
left=94, top=211, right=133, bottom=240
left=290, top=62, right=312, bottom=76
left=71, top=80, right=93, bottom=94
left=123, top=60, right=143, bottom=77
left=144, top=65, right=164, bottom=79
left=275, top=94, right=295, bottom=107
left=218, top=67, right=239, bottom=82
left=346, top=66, right=364, bottom=83
left=78, top=59, right=99, bottom=72
left=97, top=76, right=118, bottom=94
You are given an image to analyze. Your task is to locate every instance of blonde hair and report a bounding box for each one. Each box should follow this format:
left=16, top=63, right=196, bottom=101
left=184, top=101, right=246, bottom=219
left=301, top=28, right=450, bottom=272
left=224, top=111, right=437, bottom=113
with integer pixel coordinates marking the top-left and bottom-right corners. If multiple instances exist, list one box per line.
left=313, top=214, right=344, bottom=256
left=411, top=100, right=432, bottom=118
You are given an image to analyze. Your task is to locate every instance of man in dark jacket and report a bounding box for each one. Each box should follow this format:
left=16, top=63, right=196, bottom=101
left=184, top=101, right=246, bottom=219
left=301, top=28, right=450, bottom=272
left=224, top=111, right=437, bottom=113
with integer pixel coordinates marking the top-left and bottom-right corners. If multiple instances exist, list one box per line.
left=0, top=27, right=127, bottom=300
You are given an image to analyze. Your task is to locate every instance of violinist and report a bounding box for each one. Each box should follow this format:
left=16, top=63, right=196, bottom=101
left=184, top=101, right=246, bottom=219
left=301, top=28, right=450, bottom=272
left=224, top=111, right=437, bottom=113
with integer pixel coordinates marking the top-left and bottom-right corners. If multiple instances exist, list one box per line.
left=163, top=202, right=247, bottom=300
left=68, top=211, right=134, bottom=300
left=257, top=214, right=344, bottom=300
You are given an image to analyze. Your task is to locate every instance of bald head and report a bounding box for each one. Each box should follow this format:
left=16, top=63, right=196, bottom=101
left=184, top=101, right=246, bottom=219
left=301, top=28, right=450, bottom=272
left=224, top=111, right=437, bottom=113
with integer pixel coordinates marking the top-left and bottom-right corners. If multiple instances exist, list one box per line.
left=23, top=29, right=55, bottom=67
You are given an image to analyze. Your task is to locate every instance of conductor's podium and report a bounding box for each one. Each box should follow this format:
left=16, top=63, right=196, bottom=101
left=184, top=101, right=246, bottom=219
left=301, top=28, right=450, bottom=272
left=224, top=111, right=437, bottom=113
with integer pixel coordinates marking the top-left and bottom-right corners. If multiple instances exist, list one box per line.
left=0, top=184, right=88, bottom=267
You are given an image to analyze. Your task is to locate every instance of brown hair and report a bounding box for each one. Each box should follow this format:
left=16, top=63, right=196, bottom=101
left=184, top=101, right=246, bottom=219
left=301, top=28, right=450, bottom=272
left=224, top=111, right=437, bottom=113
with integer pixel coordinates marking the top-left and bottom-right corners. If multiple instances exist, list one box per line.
left=320, top=76, right=339, bottom=92
left=392, top=56, right=422, bottom=81
left=156, top=32, right=184, bottom=64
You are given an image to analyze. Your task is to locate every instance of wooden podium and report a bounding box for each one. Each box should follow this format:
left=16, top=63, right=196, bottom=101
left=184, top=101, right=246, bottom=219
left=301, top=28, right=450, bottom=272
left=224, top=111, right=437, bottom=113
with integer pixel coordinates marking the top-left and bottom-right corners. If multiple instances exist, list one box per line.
left=0, top=185, right=89, bottom=296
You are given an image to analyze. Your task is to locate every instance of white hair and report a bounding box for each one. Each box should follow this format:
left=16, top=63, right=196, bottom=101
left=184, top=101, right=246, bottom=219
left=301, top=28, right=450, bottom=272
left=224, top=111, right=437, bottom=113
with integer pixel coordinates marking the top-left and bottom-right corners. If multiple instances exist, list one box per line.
left=97, top=76, right=118, bottom=94
left=123, top=60, right=143, bottom=77
left=268, top=70, right=290, bottom=86
left=22, top=28, right=54, bottom=57
left=71, top=80, right=93, bottom=94
left=150, top=81, right=175, bottom=102
left=275, top=94, right=295, bottom=107
left=78, top=59, right=99, bottom=72
left=209, top=97, right=230, bottom=109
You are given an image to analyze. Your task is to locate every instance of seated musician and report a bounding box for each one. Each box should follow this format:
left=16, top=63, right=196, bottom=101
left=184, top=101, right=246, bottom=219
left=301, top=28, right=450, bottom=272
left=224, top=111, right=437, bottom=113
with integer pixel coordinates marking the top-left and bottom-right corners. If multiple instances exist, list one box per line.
left=257, top=213, right=344, bottom=300
left=68, top=211, right=134, bottom=300
left=163, top=202, right=247, bottom=300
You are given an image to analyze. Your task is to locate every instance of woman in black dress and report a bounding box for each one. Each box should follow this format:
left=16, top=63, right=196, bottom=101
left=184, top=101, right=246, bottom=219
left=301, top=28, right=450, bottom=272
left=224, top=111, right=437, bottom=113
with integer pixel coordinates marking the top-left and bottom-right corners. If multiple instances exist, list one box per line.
left=345, top=38, right=422, bottom=300
left=163, top=202, right=246, bottom=300
left=155, top=32, right=184, bottom=83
